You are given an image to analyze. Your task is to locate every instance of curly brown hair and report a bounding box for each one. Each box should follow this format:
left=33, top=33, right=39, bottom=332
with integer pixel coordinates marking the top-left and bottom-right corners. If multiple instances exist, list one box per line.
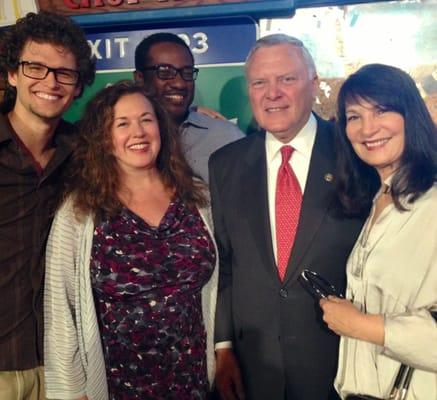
left=0, top=11, right=95, bottom=111
left=67, top=80, right=207, bottom=219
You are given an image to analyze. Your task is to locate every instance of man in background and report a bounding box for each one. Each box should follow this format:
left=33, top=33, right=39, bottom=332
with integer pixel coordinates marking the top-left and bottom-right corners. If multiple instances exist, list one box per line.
left=209, top=34, right=365, bottom=400
left=134, top=32, right=244, bottom=182
left=0, top=11, right=95, bottom=399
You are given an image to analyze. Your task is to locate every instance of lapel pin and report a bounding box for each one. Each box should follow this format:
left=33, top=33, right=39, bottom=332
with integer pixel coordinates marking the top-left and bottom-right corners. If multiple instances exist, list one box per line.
left=324, top=173, right=334, bottom=182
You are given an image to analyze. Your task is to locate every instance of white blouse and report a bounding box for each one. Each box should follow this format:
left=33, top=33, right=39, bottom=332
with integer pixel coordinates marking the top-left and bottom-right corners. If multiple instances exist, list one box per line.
left=335, top=184, right=437, bottom=400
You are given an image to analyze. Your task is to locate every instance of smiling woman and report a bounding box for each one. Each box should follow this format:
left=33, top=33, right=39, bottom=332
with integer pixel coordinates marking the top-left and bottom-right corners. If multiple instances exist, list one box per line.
left=44, top=80, right=219, bottom=400
left=344, top=99, right=405, bottom=182
left=335, top=63, right=437, bottom=214
left=319, top=64, right=437, bottom=400
left=110, top=92, right=162, bottom=180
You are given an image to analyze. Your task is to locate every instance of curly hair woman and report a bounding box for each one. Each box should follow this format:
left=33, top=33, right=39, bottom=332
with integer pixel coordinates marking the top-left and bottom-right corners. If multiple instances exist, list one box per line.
left=44, top=81, right=217, bottom=400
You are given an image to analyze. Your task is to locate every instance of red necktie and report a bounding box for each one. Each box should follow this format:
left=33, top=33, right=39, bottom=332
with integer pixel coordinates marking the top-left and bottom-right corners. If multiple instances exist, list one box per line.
left=275, top=145, right=302, bottom=280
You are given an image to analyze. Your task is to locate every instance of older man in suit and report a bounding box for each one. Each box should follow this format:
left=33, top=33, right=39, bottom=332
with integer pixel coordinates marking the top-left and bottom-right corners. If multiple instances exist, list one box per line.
left=209, top=34, right=365, bottom=400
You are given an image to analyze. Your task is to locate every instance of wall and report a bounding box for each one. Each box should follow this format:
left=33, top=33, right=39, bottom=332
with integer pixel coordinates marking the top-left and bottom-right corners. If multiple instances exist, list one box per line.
left=259, top=1, right=437, bottom=123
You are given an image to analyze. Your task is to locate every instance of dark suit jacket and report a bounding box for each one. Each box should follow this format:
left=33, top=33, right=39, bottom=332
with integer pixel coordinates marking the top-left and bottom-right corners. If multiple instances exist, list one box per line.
left=209, top=116, right=364, bottom=400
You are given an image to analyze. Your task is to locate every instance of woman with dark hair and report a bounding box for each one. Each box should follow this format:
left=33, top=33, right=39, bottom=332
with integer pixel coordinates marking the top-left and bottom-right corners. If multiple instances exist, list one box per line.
left=320, top=64, right=437, bottom=399
left=43, top=81, right=217, bottom=400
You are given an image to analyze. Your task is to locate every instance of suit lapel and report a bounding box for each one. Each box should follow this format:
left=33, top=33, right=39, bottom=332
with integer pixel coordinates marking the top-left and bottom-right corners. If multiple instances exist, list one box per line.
left=241, top=132, right=278, bottom=282
left=284, top=118, right=336, bottom=284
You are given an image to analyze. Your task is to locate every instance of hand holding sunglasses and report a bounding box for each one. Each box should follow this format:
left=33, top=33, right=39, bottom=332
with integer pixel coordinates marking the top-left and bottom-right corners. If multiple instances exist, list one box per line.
left=298, top=269, right=344, bottom=300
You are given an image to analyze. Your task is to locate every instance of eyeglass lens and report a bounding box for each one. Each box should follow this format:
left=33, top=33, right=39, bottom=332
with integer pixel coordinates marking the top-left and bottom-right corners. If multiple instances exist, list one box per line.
left=21, top=61, right=79, bottom=85
left=155, top=65, right=198, bottom=81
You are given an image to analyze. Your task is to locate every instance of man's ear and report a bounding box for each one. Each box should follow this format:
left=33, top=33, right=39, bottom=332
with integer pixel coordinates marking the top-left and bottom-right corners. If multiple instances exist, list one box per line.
left=133, top=70, right=144, bottom=85
left=312, top=74, right=319, bottom=99
left=7, top=69, right=18, bottom=88
left=73, top=84, right=82, bottom=99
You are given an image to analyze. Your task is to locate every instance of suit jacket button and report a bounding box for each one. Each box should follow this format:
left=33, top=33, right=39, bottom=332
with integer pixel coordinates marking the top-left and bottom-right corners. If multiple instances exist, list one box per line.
left=279, top=288, right=288, bottom=298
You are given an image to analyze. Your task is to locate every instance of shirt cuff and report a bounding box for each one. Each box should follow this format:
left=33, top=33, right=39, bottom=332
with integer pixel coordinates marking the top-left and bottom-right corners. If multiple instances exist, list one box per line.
left=215, top=341, right=233, bottom=351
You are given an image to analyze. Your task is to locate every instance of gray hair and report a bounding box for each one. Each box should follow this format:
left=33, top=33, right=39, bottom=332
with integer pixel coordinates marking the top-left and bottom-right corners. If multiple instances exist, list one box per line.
left=245, top=34, right=317, bottom=78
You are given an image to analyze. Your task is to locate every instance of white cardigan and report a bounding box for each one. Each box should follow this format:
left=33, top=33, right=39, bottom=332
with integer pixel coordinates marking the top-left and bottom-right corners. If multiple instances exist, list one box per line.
left=44, top=197, right=218, bottom=400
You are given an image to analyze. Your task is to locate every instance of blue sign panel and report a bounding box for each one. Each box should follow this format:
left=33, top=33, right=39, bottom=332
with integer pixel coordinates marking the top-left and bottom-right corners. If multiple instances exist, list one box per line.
left=86, top=17, right=257, bottom=71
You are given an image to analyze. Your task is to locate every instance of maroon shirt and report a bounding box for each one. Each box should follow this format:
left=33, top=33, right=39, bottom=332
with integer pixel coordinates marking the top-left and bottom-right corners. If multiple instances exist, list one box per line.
left=0, top=113, right=74, bottom=370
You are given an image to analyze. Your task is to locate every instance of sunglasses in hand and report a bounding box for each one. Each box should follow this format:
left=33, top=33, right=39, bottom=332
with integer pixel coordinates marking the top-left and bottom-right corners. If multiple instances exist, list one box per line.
left=298, top=269, right=344, bottom=300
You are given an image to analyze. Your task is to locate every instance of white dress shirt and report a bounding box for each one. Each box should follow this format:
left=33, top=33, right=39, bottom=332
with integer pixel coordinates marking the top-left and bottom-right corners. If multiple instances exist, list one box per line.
left=266, top=113, right=317, bottom=264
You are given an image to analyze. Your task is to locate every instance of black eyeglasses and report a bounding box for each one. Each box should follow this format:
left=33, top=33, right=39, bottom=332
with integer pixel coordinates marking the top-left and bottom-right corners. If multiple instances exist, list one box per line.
left=142, top=64, right=199, bottom=82
left=19, top=61, right=80, bottom=85
left=298, top=269, right=344, bottom=300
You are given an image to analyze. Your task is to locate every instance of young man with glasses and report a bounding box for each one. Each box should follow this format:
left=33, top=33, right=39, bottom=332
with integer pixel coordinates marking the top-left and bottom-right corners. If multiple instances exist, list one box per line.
left=134, top=32, right=244, bottom=182
left=0, top=11, right=95, bottom=400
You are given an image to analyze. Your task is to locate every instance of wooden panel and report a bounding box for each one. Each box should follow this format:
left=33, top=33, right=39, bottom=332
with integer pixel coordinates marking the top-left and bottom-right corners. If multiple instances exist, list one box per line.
left=37, top=0, right=294, bottom=24
left=37, top=0, right=258, bottom=15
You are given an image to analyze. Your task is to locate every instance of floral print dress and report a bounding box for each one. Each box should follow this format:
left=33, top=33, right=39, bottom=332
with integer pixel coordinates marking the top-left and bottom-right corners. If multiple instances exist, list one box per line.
left=90, top=198, right=216, bottom=400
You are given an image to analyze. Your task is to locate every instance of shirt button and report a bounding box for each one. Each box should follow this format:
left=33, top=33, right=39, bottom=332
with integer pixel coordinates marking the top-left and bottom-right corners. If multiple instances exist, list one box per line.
left=279, top=288, right=288, bottom=298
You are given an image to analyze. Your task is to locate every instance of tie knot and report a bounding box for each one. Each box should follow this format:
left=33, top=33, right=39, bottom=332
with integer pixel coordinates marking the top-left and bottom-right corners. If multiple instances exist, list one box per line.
left=280, top=145, right=294, bottom=165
